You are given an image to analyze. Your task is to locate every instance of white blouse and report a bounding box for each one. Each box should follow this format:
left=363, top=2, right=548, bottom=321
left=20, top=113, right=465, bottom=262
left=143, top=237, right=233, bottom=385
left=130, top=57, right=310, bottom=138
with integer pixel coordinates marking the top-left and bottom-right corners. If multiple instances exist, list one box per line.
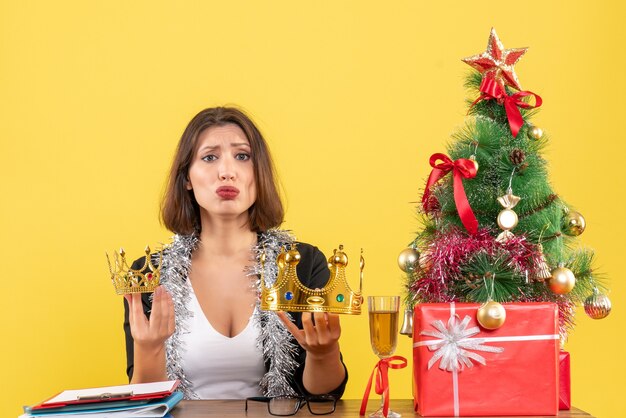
left=179, top=281, right=265, bottom=399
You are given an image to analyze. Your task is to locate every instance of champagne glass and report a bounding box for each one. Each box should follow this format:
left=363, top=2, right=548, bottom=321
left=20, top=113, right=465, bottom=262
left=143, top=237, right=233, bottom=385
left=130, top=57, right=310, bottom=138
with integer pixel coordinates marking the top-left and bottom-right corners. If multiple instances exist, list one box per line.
left=367, top=296, right=401, bottom=418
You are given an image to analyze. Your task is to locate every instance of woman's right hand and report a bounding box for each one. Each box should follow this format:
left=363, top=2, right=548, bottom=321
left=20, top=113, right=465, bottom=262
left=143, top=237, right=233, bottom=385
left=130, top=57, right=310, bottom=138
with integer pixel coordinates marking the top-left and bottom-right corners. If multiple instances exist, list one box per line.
left=124, top=286, right=175, bottom=351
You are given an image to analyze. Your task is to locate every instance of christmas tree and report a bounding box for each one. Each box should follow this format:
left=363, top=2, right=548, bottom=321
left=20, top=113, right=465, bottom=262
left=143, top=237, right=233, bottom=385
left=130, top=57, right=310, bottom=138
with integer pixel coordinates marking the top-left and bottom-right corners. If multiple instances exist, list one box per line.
left=401, top=28, right=611, bottom=338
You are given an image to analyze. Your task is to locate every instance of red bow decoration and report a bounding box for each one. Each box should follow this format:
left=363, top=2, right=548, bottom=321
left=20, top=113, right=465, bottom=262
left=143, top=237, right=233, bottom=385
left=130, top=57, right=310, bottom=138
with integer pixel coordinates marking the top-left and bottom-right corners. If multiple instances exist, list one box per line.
left=422, top=153, right=478, bottom=235
left=360, top=356, right=407, bottom=417
left=472, top=76, right=542, bottom=137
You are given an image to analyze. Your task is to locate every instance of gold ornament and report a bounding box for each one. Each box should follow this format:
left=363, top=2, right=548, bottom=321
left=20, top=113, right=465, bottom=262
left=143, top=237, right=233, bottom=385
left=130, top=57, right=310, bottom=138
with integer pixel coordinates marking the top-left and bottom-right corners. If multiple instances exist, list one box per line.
left=261, top=244, right=363, bottom=315
left=398, top=247, right=420, bottom=273
left=496, top=189, right=521, bottom=242
left=469, top=154, right=479, bottom=172
left=584, top=289, right=612, bottom=319
left=562, top=210, right=586, bottom=236
left=528, top=126, right=544, bottom=140
left=549, top=264, right=576, bottom=294
left=535, top=243, right=552, bottom=280
left=107, top=246, right=162, bottom=294
left=477, top=301, right=507, bottom=330
left=462, top=28, right=528, bottom=91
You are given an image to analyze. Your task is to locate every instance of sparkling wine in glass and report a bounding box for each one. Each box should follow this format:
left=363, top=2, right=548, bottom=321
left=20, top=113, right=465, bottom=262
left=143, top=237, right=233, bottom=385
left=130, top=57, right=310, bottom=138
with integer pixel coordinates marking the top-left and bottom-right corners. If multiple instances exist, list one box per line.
left=367, top=296, right=401, bottom=418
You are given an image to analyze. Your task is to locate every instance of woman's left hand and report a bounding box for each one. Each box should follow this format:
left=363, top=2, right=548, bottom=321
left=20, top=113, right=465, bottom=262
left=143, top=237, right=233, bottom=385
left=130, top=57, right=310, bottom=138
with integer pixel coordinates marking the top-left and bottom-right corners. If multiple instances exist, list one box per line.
left=277, top=311, right=341, bottom=359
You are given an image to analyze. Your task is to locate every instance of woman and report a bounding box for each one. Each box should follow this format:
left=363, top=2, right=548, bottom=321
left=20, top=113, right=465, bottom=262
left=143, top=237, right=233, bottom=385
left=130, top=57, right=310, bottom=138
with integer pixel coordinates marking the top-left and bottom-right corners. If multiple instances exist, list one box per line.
left=123, top=107, right=347, bottom=400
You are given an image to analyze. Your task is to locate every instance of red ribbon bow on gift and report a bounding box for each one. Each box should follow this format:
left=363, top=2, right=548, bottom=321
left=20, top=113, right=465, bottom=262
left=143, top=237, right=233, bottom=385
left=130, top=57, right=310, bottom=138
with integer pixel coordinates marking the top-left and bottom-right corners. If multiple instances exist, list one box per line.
left=471, top=76, right=542, bottom=138
left=422, top=153, right=478, bottom=235
left=360, top=356, right=407, bottom=417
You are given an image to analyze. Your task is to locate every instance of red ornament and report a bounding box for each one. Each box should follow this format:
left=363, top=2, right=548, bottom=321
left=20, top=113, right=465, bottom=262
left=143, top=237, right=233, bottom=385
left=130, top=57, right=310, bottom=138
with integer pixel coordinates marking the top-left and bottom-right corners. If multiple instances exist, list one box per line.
left=463, top=28, right=528, bottom=91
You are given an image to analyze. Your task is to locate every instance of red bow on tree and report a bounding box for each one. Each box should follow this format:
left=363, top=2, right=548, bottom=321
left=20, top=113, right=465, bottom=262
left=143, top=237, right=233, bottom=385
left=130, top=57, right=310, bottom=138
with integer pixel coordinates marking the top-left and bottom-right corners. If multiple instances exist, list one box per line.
left=422, top=153, right=478, bottom=235
left=472, top=76, right=542, bottom=137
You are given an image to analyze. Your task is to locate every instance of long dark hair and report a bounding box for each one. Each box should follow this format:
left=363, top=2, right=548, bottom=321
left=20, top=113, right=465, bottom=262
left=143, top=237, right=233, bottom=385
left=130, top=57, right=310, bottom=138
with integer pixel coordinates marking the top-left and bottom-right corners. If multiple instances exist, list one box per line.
left=161, top=107, right=284, bottom=234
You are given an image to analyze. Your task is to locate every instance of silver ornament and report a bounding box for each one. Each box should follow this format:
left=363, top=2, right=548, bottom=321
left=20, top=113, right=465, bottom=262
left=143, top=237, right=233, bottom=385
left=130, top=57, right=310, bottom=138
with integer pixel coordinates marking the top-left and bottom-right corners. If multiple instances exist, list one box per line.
left=400, top=307, right=414, bottom=337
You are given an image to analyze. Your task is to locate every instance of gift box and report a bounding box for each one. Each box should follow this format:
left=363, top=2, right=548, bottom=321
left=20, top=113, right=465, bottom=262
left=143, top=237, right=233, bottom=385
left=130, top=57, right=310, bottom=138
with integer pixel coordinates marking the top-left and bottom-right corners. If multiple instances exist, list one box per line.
left=559, top=350, right=571, bottom=410
left=413, top=302, right=559, bottom=416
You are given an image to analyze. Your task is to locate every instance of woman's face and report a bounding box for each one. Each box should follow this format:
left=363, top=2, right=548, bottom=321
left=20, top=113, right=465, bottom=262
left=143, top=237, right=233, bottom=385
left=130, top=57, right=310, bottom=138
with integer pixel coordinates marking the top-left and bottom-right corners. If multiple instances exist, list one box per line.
left=187, top=123, right=256, bottom=224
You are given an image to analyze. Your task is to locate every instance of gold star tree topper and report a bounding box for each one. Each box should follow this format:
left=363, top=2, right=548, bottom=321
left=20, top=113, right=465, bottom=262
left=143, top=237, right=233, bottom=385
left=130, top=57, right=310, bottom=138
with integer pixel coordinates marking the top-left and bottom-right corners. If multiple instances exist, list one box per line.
left=462, top=28, right=528, bottom=91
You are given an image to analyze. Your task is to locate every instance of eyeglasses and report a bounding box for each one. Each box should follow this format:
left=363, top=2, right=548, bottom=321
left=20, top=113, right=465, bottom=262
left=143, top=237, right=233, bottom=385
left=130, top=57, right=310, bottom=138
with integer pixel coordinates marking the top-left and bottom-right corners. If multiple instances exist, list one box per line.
left=245, top=395, right=337, bottom=416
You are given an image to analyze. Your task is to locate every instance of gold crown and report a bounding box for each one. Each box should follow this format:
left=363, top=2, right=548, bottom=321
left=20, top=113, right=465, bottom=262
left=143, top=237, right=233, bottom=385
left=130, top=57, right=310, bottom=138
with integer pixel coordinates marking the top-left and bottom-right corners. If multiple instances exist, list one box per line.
left=260, top=244, right=363, bottom=315
left=106, top=246, right=162, bottom=295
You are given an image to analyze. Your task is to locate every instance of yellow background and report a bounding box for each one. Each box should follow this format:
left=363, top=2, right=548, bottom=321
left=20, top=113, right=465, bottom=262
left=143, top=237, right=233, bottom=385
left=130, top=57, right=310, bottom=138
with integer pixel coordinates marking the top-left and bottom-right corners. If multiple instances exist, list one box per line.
left=1, top=1, right=624, bottom=417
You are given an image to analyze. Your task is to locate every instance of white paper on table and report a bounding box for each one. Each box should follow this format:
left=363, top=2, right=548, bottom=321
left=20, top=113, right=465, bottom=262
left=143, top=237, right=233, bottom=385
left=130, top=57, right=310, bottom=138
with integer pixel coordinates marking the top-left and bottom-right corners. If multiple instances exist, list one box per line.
left=43, top=381, right=178, bottom=404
